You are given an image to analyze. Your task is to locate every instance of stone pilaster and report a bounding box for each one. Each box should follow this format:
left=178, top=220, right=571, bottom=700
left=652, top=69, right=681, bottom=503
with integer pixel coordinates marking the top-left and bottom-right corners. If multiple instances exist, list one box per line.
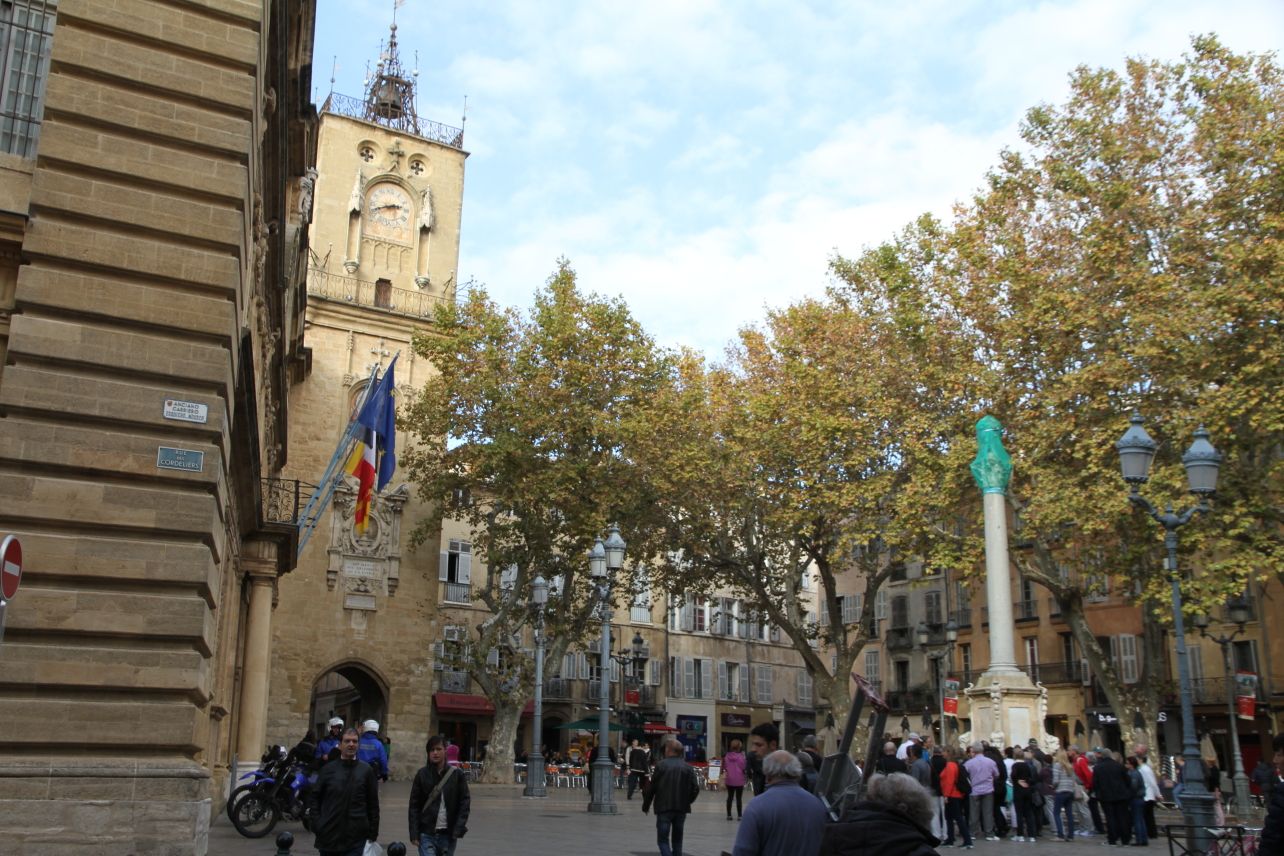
left=235, top=542, right=280, bottom=769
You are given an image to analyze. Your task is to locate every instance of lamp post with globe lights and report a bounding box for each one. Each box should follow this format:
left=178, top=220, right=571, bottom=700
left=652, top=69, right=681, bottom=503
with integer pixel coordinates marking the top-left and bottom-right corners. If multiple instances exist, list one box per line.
left=1191, top=598, right=1253, bottom=816
left=522, top=575, right=549, bottom=798
left=588, top=525, right=626, bottom=815
left=1116, top=413, right=1221, bottom=845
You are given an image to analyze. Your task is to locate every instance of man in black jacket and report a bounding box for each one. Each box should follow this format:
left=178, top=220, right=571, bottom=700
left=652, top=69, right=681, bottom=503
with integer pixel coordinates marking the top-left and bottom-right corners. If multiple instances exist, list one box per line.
left=1091, top=751, right=1132, bottom=846
left=627, top=739, right=651, bottom=800
left=311, top=728, right=380, bottom=856
left=643, top=738, right=700, bottom=856
left=409, top=734, right=471, bottom=855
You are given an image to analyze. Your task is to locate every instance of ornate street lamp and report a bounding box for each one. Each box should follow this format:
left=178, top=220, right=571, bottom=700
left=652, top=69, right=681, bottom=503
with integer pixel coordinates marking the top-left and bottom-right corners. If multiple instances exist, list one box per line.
left=588, top=526, right=626, bottom=814
left=523, top=575, right=549, bottom=798
left=1116, top=413, right=1221, bottom=848
left=1191, top=597, right=1253, bottom=815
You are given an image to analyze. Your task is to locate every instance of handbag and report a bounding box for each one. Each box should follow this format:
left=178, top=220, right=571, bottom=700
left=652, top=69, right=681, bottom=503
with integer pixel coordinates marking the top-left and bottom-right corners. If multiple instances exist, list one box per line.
left=363, top=843, right=384, bottom=856
left=1074, top=782, right=1088, bottom=802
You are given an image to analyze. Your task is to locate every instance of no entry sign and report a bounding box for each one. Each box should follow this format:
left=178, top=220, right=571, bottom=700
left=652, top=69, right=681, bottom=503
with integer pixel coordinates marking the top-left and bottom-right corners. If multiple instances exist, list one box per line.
left=1, top=535, right=21, bottom=600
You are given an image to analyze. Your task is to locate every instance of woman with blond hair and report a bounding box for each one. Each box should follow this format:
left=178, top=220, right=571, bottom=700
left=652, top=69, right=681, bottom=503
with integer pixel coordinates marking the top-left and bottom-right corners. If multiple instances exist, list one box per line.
left=1050, top=750, right=1077, bottom=841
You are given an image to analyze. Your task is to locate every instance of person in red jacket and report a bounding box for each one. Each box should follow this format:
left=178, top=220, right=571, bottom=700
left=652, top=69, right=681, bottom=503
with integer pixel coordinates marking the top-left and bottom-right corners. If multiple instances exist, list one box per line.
left=940, top=746, right=974, bottom=848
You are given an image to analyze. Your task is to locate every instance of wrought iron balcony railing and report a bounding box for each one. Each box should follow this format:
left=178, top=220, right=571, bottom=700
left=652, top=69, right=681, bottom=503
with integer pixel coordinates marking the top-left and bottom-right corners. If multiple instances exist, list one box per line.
left=308, top=267, right=455, bottom=319
left=442, top=581, right=472, bottom=604
left=951, top=608, right=972, bottom=629
left=261, top=477, right=314, bottom=526
left=322, top=91, right=465, bottom=149
left=543, top=677, right=572, bottom=699
left=1016, top=599, right=1039, bottom=621
left=440, top=669, right=469, bottom=693
left=886, top=627, right=915, bottom=650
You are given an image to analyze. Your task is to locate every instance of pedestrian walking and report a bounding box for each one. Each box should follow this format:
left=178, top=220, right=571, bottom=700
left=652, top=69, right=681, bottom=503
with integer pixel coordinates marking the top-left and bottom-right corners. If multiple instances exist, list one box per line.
left=627, top=739, right=651, bottom=800
left=820, top=772, right=939, bottom=856
left=310, top=727, right=380, bottom=856
left=642, top=737, right=700, bottom=856
left=732, top=750, right=829, bottom=856
left=408, top=735, right=471, bottom=856
left=724, top=739, right=748, bottom=820
left=748, top=723, right=779, bottom=795
left=940, top=745, right=974, bottom=849
left=1049, top=750, right=1077, bottom=841
left=964, top=742, right=1000, bottom=840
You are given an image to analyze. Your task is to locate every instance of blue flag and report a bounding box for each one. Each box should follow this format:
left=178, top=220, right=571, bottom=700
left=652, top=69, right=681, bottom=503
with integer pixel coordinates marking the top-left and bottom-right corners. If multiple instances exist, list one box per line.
left=356, top=355, right=398, bottom=491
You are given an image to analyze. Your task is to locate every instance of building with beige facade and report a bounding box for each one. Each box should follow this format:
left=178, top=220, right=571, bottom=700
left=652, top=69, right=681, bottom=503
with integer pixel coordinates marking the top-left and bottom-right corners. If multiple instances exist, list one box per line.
left=0, top=1, right=318, bottom=852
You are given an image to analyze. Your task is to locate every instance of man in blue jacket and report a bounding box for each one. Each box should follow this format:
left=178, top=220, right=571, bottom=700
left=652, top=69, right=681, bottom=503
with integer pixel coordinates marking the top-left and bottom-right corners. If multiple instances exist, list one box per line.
left=733, top=750, right=829, bottom=856
left=359, top=719, right=390, bottom=781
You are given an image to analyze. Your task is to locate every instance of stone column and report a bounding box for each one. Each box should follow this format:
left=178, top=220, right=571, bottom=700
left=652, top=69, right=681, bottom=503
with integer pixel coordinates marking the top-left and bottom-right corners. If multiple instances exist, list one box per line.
left=964, top=415, right=1053, bottom=751
left=236, top=542, right=280, bottom=767
left=972, top=416, right=1020, bottom=675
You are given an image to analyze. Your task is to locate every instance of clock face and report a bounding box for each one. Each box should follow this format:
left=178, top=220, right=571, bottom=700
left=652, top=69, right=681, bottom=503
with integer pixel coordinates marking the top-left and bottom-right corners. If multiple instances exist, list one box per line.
left=364, top=183, right=412, bottom=244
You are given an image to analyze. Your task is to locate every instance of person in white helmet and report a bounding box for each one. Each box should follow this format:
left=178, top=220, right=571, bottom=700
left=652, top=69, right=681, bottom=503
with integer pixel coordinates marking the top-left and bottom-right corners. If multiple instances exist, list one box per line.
left=316, top=717, right=345, bottom=765
left=358, top=719, right=390, bottom=781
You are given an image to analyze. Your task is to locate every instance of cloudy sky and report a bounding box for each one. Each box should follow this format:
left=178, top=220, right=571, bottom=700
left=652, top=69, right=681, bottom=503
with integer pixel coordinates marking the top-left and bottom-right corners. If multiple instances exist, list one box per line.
left=315, top=1, right=1282, bottom=359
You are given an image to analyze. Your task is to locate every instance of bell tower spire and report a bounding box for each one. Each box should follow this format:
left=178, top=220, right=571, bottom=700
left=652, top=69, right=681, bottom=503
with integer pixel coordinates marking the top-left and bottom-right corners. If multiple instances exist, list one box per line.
left=362, top=18, right=420, bottom=134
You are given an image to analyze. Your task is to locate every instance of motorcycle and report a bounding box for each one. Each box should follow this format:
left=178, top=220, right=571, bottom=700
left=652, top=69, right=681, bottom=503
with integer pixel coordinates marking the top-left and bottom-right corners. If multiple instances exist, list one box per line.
left=227, top=739, right=317, bottom=838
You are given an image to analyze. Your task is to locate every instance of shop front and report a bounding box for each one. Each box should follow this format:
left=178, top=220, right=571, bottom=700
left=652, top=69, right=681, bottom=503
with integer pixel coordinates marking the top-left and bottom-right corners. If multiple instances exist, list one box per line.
left=432, top=692, right=533, bottom=762
left=719, top=711, right=752, bottom=755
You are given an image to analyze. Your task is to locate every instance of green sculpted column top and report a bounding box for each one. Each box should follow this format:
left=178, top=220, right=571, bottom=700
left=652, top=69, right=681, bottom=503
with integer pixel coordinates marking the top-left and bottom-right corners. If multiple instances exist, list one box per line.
left=970, top=414, right=1012, bottom=495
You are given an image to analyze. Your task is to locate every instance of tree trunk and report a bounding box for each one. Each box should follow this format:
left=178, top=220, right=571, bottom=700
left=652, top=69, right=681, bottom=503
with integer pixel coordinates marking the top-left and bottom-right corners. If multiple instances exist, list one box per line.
left=478, top=699, right=523, bottom=784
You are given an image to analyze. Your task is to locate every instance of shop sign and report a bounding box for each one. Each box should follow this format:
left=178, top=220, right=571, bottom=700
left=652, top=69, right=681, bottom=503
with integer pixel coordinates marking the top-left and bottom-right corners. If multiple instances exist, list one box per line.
left=721, top=713, right=751, bottom=728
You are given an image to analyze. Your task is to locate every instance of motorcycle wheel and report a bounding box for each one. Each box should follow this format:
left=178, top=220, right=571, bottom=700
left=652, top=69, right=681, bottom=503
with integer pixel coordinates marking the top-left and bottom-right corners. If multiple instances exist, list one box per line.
left=225, top=784, right=257, bottom=823
left=230, top=790, right=279, bottom=838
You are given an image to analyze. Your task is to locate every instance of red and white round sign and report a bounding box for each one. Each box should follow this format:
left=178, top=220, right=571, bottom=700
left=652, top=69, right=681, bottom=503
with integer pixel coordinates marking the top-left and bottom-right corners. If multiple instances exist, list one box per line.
left=1, top=535, right=21, bottom=600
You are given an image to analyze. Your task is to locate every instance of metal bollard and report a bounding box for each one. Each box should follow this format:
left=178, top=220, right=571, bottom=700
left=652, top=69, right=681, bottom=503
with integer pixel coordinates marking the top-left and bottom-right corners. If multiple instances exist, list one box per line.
left=274, top=830, right=293, bottom=855
left=388, top=844, right=407, bottom=856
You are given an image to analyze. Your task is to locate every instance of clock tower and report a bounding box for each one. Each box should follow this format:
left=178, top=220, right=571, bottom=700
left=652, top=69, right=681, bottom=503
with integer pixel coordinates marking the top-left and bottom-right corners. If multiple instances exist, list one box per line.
left=261, top=22, right=473, bottom=782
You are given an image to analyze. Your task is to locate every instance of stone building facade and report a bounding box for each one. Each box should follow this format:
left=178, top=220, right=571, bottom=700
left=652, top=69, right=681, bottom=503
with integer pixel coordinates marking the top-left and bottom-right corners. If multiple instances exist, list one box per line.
left=0, top=1, right=318, bottom=853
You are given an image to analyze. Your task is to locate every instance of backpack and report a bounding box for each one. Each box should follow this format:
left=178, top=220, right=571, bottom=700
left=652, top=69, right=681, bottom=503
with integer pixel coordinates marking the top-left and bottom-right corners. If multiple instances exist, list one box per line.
left=955, top=761, right=972, bottom=796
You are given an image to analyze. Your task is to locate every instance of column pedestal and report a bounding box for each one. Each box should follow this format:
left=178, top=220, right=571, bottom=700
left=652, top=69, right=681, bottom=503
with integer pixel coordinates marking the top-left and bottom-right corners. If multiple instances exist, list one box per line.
left=963, top=671, right=1054, bottom=751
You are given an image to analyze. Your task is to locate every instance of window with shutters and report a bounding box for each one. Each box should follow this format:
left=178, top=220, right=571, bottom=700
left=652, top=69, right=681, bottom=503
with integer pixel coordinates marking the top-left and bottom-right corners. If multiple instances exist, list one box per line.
left=1024, top=637, right=1039, bottom=679
left=864, top=650, right=881, bottom=690
left=875, top=590, right=888, bottom=621
left=693, top=596, right=709, bottom=632
left=669, top=656, right=681, bottom=697
left=1112, top=634, right=1139, bottom=684
left=1186, top=645, right=1203, bottom=681
left=649, top=659, right=662, bottom=686
left=440, top=540, right=472, bottom=602
left=960, top=643, right=971, bottom=676
left=683, top=657, right=696, bottom=698
left=630, top=584, right=651, bottom=623
left=1085, top=574, right=1110, bottom=602
left=0, top=0, right=56, bottom=158
left=924, top=591, right=943, bottom=625
left=891, top=595, right=909, bottom=629
left=699, top=658, right=713, bottom=699
left=894, top=659, right=910, bottom=691
left=797, top=669, right=813, bottom=706
left=841, top=594, right=861, bottom=625
left=1233, top=640, right=1258, bottom=675
left=755, top=664, right=773, bottom=704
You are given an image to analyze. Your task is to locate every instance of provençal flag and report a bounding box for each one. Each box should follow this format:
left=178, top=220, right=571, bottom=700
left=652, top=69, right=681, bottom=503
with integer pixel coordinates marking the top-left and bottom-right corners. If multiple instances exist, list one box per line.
left=345, top=356, right=398, bottom=533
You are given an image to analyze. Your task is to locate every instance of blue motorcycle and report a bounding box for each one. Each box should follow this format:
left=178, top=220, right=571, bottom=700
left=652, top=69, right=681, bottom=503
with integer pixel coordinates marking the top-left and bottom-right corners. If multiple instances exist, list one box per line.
left=227, top=740, right=316, bottom=838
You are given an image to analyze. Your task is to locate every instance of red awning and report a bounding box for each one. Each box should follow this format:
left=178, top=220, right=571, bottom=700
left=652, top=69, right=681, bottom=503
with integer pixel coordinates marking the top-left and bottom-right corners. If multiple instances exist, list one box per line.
left=432, top=692, right=535, bottom=717
left=643, top=722, right=678, bottom=733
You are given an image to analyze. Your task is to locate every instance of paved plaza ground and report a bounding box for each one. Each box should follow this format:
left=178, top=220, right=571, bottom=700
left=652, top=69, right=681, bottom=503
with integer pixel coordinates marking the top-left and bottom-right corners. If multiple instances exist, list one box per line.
left=208, top=780, right=1253, bottom=856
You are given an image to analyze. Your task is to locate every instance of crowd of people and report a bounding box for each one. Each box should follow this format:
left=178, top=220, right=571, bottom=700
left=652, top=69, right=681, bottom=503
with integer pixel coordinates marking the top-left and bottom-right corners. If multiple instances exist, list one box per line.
left=295, top=716, right=1284, bottom=856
